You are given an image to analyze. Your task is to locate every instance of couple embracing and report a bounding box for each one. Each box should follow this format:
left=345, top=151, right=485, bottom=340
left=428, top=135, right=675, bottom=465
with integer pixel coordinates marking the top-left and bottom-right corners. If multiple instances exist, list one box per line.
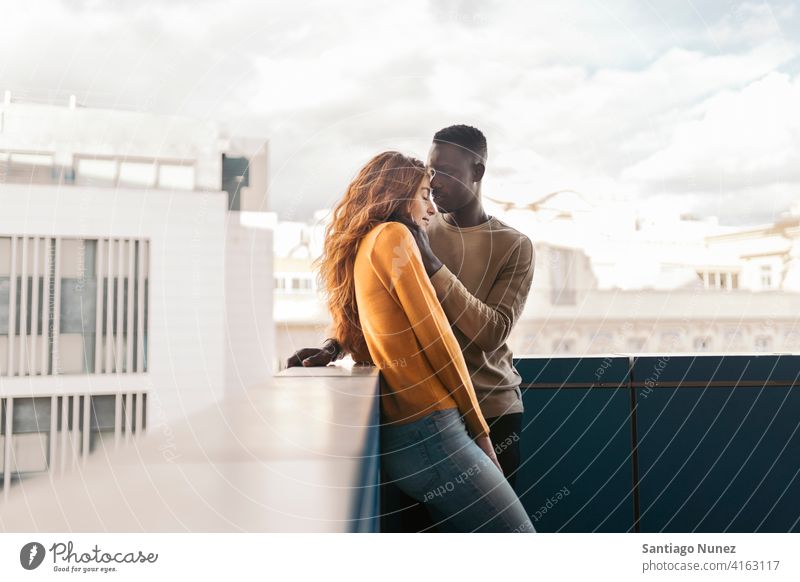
left=289, top=125, right=536, bottom=533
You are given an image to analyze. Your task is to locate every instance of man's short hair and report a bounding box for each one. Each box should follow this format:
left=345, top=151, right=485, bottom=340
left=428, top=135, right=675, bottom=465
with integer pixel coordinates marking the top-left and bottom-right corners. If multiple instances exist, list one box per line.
left=433, top=124, right=488, bottom=163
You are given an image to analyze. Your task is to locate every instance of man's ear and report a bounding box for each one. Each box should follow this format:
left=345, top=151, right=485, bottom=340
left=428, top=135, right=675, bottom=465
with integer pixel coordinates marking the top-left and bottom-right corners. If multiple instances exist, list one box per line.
left=472, top=161, right=486, bottom=183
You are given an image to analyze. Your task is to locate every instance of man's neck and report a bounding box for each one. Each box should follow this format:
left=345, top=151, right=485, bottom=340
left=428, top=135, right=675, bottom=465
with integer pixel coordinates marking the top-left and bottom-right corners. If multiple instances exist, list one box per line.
left=444, top=197, right=490, bottom=229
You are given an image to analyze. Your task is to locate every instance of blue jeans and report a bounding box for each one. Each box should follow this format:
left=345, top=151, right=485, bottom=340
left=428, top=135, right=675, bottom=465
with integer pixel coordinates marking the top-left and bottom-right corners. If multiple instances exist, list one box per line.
left=381, top=408, right=536, bottom=533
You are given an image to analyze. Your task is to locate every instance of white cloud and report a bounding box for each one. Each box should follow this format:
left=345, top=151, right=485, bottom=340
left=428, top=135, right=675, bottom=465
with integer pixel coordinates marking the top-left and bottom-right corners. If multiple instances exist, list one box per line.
left=621, top=72, right=800, bottom=192
left=706, top=1, right=796, bottom=48
left=1, top=0, right=798, bottom=223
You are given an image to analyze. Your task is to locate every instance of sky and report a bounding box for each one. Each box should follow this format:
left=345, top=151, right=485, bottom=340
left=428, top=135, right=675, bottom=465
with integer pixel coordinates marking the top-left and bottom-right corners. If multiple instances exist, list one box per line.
left=1, top=0, right=799, bottom=224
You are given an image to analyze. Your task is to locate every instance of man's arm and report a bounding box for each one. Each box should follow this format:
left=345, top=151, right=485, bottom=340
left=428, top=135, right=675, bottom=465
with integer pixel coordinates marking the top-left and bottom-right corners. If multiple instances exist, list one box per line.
left=429, top=238, right=535, bottom=353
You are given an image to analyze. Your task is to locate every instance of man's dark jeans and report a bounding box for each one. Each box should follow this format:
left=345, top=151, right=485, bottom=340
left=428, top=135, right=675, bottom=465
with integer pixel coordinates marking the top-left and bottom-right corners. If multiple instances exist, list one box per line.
left=380, top=412, right=525, bottom=532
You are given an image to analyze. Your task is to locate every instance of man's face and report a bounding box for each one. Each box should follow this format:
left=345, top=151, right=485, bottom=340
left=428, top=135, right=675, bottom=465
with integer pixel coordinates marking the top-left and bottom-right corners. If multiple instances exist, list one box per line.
left=427, top=142, right=478, bottom=214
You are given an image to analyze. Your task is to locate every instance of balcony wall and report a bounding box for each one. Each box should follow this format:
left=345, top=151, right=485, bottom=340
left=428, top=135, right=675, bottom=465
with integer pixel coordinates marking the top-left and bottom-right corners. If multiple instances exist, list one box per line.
left=515, top=353, right=800, bottom=532
left=3, top=354, right=798, bottom=533
left=0, top=366, right=380, bottom=533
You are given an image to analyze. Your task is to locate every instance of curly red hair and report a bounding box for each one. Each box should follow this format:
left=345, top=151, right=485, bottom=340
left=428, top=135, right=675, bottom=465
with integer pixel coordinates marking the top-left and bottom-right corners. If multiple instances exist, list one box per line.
left=315, top=151, right=426, bottom=357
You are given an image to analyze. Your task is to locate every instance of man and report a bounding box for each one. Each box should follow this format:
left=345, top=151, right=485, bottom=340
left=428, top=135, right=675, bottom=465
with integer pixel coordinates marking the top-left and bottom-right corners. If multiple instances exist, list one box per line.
left=288, top=124, right=535, bottom=528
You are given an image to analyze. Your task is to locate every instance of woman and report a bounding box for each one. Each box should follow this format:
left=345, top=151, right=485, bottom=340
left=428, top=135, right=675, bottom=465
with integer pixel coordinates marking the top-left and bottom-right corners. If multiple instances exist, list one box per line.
left=317, top=151, right=534, bottom=533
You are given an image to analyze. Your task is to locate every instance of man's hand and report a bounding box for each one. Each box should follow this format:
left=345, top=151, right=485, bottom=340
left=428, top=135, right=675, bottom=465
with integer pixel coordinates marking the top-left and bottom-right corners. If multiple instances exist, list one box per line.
left=392, top=217, right=443, bottom=277
left=285, top=339, right=340, bottom=368
left=475, top=435, right=504, bottom=474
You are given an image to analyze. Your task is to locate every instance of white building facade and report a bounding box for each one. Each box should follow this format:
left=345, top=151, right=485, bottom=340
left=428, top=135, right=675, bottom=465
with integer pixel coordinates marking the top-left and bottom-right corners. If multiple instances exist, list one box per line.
left=0, top=94, right=273, bottom=497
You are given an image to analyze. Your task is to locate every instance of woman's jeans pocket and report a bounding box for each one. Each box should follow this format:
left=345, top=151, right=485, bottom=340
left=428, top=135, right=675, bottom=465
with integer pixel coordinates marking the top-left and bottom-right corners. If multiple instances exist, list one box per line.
left=381, top=422, right=440, bottom=496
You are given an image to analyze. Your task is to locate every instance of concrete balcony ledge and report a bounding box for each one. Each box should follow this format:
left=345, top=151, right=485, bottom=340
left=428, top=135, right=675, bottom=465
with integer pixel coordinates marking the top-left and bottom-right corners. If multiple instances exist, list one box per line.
left=0, top=364, right=380, bottom=533
left=3, top=354, right=797, bottom=533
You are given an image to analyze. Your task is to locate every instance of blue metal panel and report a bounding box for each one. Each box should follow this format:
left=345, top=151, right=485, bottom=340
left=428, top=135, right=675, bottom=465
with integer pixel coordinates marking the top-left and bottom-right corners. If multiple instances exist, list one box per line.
left=634, top=355, right=800, bottom=532
left=514, top=355, right=629, bottom=386
left=516, top=357, right=634, bottom=532
left=633, top=354, right=800, bottom=385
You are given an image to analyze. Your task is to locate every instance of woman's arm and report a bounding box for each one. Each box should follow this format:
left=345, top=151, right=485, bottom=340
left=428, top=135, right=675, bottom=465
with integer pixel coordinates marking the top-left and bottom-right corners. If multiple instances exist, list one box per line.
left=369, top=223, right=490, bottom=439
left=349, top=343, right=375, bottom=366
left=285, top=337, right=341, bottom=368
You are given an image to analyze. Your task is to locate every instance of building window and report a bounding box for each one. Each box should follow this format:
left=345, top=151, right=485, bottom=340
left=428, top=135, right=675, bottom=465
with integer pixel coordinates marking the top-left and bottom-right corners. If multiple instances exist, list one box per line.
left=522, top=334, right=540, bottom=354
left=724, top=328, right=744, bottom=350
left=222, top=155, right=250, bottom=211
left=290, top=277, right=313, bottom=292
left=76, top=158, right=118, bottom=186
left=275, top=275, right=315, bottom=294
left=588, top=331, right=612, bottom=353
left=659, top=331, right=682, bottom=351
left=627, top=337, right=646, bottom=352
left=552, top=338, right=575, bottom=354
left=550, top=247, right=576, bottom=305
left=754, top=336, right=772, bottom=352
left=118, top=161, right=157, bottom=188
left=158, top=164, right=195, bottom=190
left=1, top=152, right=197, bottom=191
left=4, top=152, right=56, bottom=184
left=760, top=265, right=773, bottom=289
left=697, top=270, right=739, bottom=290
left=693, top=336, right=712, bottom=352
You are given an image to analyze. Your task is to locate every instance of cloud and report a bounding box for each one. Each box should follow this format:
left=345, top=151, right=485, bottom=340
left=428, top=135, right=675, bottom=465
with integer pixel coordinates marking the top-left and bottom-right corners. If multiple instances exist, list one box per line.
left=621, top=72, right=800, bottom=193
left=1, top=0, right=798, bottom=223
left=706, top=1, right=797, bottom=48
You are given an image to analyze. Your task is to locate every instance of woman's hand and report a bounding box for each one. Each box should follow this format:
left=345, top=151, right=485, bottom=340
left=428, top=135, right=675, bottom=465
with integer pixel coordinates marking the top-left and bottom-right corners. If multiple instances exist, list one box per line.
left=475, top=435, right=504, bottom=474
left=285, top=339, right=340, bottom=368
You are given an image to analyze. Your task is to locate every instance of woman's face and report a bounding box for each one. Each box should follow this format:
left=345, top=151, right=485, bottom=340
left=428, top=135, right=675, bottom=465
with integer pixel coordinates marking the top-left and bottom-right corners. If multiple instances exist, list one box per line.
left=407, top=173, right=436, bottom=229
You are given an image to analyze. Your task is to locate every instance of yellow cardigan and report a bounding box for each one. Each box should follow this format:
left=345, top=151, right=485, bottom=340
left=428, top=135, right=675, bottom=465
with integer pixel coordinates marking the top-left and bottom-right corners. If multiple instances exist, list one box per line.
left=353, top=222, right=490, bottom=439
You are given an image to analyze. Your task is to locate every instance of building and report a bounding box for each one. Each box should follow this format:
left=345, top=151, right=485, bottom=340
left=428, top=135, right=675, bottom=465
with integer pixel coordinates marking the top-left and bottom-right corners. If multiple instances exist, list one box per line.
left=273, top=191, right=800, bottom=366
left=494, top=190, right=800, bottom=356
left=0, top=93, right=273, bottom=497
